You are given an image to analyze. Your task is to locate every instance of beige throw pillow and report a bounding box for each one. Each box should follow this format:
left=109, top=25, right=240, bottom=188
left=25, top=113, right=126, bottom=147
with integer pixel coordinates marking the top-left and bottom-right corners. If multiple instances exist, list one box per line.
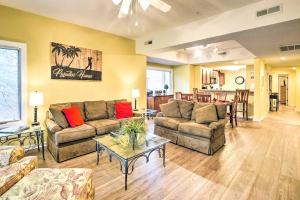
left=191, top=102, right=210, bottom=120
left=195, top=104, right=218, bottom=124
left=215, top=103, right=227, bottom=119
left=84, top=101, right=108, bottom=120
left=160, top=101, right=181, bottom=118
left=177, top=100, right=194, bottom=119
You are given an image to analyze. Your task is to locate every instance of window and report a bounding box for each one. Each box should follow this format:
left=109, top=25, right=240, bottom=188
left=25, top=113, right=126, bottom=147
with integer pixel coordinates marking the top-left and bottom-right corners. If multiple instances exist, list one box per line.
left=0, top=41, right=27, bottom=124
left=147, top=68, right=172, bottom=95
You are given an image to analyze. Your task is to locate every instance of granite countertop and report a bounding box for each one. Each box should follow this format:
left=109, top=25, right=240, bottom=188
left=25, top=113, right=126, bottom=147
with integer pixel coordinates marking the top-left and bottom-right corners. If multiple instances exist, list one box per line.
left=199, top=89, right=254, bottom=94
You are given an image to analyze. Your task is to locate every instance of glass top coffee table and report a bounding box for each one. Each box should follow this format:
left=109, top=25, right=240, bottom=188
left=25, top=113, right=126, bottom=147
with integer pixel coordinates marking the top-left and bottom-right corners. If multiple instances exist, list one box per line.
left=94, top=134, right=170, bottom=190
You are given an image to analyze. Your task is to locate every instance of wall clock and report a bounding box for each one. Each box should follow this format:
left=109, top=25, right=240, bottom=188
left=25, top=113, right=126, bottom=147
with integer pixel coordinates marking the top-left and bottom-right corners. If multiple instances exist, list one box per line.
left=235, top=76, right=245, bottom=85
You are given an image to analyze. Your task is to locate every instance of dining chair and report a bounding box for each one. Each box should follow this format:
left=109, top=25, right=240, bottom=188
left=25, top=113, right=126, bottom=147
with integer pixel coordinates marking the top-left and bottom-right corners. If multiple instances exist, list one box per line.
left=181, top=93, right=193, bottom=101
left=192, top=88, right=198, bottom=100
left=175, top=92, right=182, bottom=100
left=197, top=94, right=212, bottom=103
left=236, top=89, right=250, bottom=120
left=214, top=92, right=227, bottom=103
left=228, top=95, right=239, bottom=128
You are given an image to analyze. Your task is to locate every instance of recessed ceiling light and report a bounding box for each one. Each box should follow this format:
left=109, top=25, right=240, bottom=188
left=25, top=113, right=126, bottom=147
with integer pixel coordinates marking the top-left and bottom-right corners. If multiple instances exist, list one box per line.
left=292, top=67, right=296, bottom=70
left=194, top=50, right=202, bottom=57
left=280, top=57, right=286, bottom=60
left=234, top=61, right=239, bottom=64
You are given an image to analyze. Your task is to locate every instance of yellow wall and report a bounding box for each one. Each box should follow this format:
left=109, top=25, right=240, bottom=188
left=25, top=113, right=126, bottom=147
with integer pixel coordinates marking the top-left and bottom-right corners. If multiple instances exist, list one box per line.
left=174, top=65, right=192, bottom=93
left=0, top=5, right=147, bottom=123
left=219, top=68, right=246, bottom=90
left=270, top=68, right=296, bottom=107
left=253, top=59, right=269, bottom=121
left=296, top=67, right=300, bottom=112
left=147, top=62, right=173, bottom=70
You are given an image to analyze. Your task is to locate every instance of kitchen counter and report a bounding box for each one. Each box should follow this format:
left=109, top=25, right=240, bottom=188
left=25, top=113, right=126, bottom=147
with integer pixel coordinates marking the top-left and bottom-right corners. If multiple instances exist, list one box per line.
left=199, top=89, right=254, bottom=95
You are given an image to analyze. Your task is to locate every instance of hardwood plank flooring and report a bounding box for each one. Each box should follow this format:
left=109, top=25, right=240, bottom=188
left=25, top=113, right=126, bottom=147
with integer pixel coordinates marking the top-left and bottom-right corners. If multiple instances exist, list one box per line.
left=31, top=106, right=300, bottom=200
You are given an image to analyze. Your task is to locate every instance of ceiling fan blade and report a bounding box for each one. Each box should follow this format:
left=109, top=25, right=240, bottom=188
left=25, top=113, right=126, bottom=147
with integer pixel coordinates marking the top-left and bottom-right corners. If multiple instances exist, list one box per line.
left=118, top=0, right=132, bottom=18
left=149, top=0, right=171, bottom=12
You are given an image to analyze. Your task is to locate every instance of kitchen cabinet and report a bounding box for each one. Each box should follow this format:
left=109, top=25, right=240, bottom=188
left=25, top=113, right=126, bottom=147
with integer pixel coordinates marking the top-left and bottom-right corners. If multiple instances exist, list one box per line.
left=219, top=72, right=225, bottom=85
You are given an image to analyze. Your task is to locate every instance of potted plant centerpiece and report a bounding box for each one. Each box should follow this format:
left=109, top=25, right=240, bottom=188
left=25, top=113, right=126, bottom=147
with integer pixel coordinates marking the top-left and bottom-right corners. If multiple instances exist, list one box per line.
left=116, top=120, right=147, bottom=150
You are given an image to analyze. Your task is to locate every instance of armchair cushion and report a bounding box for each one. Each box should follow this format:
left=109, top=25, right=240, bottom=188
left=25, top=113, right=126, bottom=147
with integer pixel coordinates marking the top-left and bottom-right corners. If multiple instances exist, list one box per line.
left=0, top=156, right=37, bottom=196
left=84, top=101, right=108, bottom=121
left=1, top=168, right=94, bottom=200
left=195, top=105, right=218, bottom=124
left=160, top=101, right=181, bottom=118
left=0, top=146, right=24, bottom=167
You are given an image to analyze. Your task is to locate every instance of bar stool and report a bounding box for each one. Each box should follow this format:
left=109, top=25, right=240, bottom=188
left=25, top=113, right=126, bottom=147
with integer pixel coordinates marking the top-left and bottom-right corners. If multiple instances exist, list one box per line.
left=214, top=92, right=228, bottom=103
left=235, top=89, right=250, bottom=120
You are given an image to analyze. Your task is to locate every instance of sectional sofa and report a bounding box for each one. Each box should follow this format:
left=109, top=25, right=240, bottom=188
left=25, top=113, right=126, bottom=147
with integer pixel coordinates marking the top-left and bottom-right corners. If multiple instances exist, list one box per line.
left=45, top=99, right=141, bottom=162
left=154, top=100, right=228, bottom=155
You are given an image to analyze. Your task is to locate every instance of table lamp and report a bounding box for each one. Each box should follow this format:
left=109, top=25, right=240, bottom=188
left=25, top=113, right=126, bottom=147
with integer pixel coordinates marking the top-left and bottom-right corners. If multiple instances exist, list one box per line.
left=132, top=88, right=140, bottom=111
left=29, top=91, right=44, bottom=126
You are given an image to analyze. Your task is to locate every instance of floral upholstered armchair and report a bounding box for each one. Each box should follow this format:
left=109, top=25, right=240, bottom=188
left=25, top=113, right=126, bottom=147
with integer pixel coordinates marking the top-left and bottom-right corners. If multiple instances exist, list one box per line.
left=0, top=146, right=38, bottom=196
left=0, top=146, right=95, bottom=199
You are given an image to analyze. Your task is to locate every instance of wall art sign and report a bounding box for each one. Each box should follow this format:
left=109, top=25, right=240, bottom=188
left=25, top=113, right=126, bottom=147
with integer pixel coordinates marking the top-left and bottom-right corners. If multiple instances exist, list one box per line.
left=50, top=42, right=102, bottom=80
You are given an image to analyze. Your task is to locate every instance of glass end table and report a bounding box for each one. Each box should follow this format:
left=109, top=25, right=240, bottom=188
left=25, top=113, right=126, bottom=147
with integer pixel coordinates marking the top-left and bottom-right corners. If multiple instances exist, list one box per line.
left=0, top=125, right=45, bottom=160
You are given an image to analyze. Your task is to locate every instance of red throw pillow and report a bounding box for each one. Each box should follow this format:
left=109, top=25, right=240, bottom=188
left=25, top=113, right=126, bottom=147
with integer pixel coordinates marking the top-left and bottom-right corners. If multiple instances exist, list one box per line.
left=62, top=106, right=84, bottom=128
left=115, top=102, right=133, bottom=119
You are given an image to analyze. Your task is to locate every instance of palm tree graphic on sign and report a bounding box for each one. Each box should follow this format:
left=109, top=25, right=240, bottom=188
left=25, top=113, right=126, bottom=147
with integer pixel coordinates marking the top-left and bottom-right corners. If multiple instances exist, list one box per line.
left=51, top=42, right=82, bottom=68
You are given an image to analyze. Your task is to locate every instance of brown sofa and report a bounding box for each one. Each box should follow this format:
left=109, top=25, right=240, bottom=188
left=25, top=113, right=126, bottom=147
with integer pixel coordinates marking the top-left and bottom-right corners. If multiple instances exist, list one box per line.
left=154, top=100, right=228, bottom=155
left=45, top=99, right=141, bottom=162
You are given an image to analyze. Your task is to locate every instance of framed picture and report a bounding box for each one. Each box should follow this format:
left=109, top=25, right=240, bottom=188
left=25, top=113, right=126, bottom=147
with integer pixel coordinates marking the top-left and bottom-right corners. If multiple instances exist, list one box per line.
left=50, top=42, right=102, bottom=80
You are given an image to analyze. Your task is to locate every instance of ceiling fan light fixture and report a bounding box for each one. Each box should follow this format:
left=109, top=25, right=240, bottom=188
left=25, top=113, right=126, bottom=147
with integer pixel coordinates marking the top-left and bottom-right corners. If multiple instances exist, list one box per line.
left=139, top=0, right=150, bottom=11
left=112, top=0, right=122, bottom=5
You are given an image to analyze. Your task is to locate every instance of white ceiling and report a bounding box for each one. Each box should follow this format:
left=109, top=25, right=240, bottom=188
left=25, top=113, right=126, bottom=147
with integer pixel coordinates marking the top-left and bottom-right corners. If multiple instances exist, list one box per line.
left=0, top=0, right=262, bottom=39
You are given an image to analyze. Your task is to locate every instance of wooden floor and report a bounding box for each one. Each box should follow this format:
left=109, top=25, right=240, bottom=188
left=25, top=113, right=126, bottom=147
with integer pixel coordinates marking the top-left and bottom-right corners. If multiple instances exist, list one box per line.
left=34, top=106, right=300, bottom=200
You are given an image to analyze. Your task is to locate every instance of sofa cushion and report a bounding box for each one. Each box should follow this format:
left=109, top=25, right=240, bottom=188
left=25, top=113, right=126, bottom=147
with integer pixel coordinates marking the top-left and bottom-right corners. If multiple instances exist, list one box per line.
left=62, top=106, right=84, bottom=128
left=115, top=102, right=133, bottom=119
left=215, top=103, right=227, bottom=119
left=54, top=124, right=96, bottom=145
left=177, top=100, right=194, bottom=119
left=160, top=101, right=181, bottom=118
left=154, top=117, right=189, bottom=130
left=195, top=105, right=218, bottom=124
left=191, top=102, right=210, bottom=120
left=86, top=119, right=120, bottom=135
left=84, top=101, right=108, bottom=121
left=70, top=102, right=85, bottom=120
left=178, top=121, right=213, bottom=139
left=49, top=107, right=69, bottom=129
left=106, top=99, right=127, bottom=119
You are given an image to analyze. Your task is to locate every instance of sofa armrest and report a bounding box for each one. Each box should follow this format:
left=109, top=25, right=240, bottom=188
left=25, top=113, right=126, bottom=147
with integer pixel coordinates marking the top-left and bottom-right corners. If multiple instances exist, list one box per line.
left=0, top=146, right=25, bottom=167
left=45, top=119, right=62, bottom=133
left=209, top=119, right=228, bottom=129
left=156, top=112, right=164, bottom=117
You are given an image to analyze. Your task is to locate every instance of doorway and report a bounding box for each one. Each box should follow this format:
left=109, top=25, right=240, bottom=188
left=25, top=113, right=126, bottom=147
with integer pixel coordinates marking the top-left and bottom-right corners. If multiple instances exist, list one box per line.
left=278, top=75, right=288, bottom=105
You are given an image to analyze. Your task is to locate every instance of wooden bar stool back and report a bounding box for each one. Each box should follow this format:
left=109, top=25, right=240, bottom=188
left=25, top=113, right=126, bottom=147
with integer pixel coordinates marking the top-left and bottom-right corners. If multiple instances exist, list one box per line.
left=235, top=89, right=250, bottom=120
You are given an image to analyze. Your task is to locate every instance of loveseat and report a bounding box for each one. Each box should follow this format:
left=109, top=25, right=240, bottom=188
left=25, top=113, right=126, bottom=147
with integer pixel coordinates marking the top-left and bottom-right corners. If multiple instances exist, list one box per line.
left=154, top=100, right=228, bottom=155
left=0, top=146, right=95, bottom=199
left=45, top=99, right=141, bottom=162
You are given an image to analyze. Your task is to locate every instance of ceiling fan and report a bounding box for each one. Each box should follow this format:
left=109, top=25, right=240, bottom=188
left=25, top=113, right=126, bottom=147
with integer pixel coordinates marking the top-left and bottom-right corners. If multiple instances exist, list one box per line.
left=112, top=0, right=171, bottom=18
